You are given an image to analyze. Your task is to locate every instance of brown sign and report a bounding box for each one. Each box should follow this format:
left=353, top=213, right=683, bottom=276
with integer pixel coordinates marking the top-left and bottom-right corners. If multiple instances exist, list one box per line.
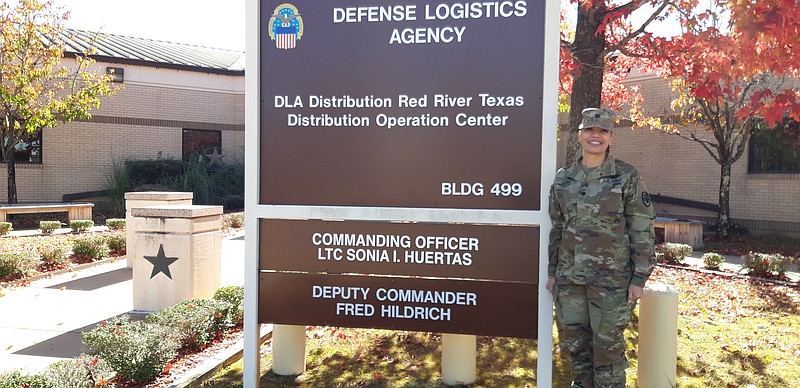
left=259, top=272, right=537, bottom=338
left=260, top=218, right=539, bottom=283
left=259, top=0, right=546, bottom=210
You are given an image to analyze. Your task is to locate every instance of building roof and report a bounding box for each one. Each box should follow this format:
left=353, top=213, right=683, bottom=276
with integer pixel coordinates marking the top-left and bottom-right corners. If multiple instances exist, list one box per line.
left=59, top=29, right=245, bottom=75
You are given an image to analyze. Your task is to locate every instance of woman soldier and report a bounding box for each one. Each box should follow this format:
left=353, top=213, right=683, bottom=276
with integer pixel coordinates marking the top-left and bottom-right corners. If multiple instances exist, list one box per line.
left=546, top=107, right=656, bottom=388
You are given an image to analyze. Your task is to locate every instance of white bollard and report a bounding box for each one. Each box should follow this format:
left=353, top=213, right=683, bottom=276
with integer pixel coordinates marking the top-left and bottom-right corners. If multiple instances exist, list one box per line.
left=441, top=333, right=476, bottom=385
left=272, top=324, right=306, bottom=375
left=637, top=283, right=678, bottom=388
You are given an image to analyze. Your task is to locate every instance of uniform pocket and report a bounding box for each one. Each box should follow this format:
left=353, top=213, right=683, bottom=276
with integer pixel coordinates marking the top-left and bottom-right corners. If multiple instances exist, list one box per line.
left=598, top=190, right=624, bottom=220
left=598, top=288, right=633, bottom=334
left=554, top=186, right=577, bottom=221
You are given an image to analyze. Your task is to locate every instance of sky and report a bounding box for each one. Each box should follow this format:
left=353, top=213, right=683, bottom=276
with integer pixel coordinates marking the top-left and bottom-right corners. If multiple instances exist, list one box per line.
left=559, top=0, right=726, bottom=38
left=55, top=0, right=246, bottom=51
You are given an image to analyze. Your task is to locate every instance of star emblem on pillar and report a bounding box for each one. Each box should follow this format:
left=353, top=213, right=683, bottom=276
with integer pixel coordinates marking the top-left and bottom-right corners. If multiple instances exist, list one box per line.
left=205, top=147, right=226, bottom=168
left=144, top=244, right=179, bottom=280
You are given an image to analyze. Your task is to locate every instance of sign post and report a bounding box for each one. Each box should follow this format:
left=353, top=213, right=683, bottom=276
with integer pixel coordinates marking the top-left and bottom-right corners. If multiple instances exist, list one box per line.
left=245, top=0, right=560, bottom=385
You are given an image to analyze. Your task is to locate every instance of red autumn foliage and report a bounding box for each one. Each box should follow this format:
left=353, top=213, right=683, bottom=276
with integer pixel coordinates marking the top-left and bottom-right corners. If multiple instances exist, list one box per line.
left=632, top=0, right=800, bottom=133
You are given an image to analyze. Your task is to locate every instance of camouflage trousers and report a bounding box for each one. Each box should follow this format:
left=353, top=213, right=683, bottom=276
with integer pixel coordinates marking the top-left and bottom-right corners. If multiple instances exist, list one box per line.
left=554, top=284, right=635, bottom=388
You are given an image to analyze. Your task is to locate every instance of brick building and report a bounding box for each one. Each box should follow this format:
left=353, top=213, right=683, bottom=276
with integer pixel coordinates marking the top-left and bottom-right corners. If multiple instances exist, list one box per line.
left=4, top=30, right=796, bottom=235
left=0, top=30, right=245, bottom=206
left=558, top=70, right=800, bottom=236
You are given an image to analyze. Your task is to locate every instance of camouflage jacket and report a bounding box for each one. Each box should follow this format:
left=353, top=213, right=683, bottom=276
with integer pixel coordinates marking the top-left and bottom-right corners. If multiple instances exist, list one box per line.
left=548, top=156, right=655, bottom=288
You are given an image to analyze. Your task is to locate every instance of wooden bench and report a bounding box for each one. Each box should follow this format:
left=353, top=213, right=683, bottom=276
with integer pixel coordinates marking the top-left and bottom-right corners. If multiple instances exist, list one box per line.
left=0, top=202, right=94, bottom=223
left=654, top=217, right=704, bottom=248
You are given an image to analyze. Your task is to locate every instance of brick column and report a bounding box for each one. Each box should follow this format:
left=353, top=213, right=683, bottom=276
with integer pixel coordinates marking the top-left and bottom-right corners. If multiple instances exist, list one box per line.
left=131, top=205, right=222, bottom=312
left=124, top=192, right=193, bottom=268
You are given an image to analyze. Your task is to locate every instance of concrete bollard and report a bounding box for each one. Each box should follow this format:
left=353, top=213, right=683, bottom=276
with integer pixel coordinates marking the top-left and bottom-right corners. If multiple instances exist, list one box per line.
left=125, top=192, right=193, bottom=268
left=131, top=204, right=222, bottom=312
left=272, top=324, right=306, bottom=375
left=637, top=282, right=678, bottom=388
left=441, top=333, right=476, bottom=385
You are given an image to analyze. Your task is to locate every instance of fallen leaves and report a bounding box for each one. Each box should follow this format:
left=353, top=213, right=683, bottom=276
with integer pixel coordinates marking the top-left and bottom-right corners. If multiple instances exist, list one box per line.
left=650, top=267, right=799, bottom=323
left=703, top=234, right=800, bottom=260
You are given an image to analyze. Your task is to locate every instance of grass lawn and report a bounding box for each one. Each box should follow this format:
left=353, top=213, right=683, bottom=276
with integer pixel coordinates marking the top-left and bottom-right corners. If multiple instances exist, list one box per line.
left=204, top=265, right=800, bottom=387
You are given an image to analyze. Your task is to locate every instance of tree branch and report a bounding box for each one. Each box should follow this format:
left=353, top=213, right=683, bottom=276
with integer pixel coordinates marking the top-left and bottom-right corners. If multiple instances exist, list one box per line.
left=608, top=1, right=674, bottom=52
left=561, top=38, right=575, bottom=52
left=608, top=0, right=651, bottom=15
left=730, top=117, right=752, bottom=164
left=655, top=121, right=723, bottom=164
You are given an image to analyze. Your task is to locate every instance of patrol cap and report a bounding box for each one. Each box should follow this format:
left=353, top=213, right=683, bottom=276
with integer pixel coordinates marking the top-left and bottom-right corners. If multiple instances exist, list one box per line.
left=578, top=108, right=617, bottom=131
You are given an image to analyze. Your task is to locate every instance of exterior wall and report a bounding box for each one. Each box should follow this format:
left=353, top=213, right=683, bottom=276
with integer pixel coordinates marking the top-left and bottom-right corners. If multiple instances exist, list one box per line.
left=3, top=60, right=245, bottom=204
left=611, top=126, right=800, bottom=234
left=557, top=71, right=800, bottom=234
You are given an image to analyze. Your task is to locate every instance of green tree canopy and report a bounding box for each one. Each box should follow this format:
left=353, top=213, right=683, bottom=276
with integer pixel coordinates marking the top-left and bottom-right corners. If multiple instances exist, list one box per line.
left=0, top=0, right=118, bottom=203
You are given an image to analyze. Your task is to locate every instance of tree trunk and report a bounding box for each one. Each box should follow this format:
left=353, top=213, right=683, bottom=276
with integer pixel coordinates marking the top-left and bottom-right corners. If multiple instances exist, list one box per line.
left=565, top=2, right=607, bottom=166
left=716, top=161, right=732, bottom=238
left=6, top=158, right=17, bottom=204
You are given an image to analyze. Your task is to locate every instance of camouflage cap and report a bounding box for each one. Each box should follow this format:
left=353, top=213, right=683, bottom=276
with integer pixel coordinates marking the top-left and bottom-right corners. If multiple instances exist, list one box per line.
left=578, top=108, right=617, bottom=131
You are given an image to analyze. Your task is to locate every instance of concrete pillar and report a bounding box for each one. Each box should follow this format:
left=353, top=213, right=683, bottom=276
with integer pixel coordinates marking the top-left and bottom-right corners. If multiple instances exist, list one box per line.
left=441, top=334, right=476, bottom=385
left=125, top=192, right=193, bottom=268
left=131, top=204, right=222, bottom=312
left=638, top=283, right=678, bottom=388
left=272, top=324, right=306, bottom=375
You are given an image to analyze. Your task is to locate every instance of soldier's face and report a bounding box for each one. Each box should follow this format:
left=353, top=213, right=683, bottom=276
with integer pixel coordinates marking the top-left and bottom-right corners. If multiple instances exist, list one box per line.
left=579, top=127, right=613, bottom=156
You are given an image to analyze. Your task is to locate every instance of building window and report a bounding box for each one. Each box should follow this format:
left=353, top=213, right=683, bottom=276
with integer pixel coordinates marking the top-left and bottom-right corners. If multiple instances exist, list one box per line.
left=182, top=129, right=221, bottom=161
left=748, top=119, right=800, bottom=173
left=3, top=131, right=42, bottom=164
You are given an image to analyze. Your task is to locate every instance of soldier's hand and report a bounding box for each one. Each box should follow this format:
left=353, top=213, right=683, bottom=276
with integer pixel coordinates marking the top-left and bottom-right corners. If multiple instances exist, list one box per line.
left=628, top=285, right=644, bottom=302
left=546, top=278, right=555, bottom=294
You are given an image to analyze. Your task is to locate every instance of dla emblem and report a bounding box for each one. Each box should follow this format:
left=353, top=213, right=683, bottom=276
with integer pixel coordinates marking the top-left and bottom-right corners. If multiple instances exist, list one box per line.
left=269, top=4, right=303, bottom=49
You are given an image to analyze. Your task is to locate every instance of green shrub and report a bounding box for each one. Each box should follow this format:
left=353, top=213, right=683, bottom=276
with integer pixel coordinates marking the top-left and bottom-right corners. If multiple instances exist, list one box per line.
left=0, top=370, right=50, bottom=388
left=45, top=354, right=116, bottom=388
left=105, top=218, right=126, bottom=230
left=83, top=315, right=179, bottom=384
left=40, top=244, right=71, bottom=266
left=147, top=298, right=233, bottom=348
left=701, top=252, right=725, bottom=270
left=214, top=286, right=245, bottom=324
left=656, top=242, right=693, bottom=264
left=0, top=222, right=12, bottom=236
left=224, top=212, right=244, bottom=229
left=742, top=252, right=791, bottom=277
left=0, top=252, right=37, bottom=280
left=113, top=157, right=244, bottom=207
left=72, top=235, right=110, bottom=259
left=125, top=159, right=186, bottom=188
left=39, top=220, right=62, bottom=234
left=219, top=195, right=244, bottom=211
left=106, top=232, right=126, bottom=254
left=70, top=220, right=95, bottom=233
left=105, top=159, right=130, bottom=214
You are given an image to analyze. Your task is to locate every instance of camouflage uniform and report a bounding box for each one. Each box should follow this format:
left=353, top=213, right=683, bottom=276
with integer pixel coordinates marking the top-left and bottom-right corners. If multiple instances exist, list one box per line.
left=548, top=155, right=655, bottom=388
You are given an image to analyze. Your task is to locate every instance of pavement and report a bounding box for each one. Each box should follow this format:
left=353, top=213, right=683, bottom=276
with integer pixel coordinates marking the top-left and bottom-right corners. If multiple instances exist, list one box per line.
left=0, top=228, right=247, bottom=378
left=681, top=249, right=800, bottom=284
left=0, top=230, right=797, bottom=382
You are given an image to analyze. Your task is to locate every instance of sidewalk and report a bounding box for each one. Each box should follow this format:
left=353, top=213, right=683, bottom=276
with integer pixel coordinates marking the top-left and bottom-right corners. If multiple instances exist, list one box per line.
left=676, top=250, right=799, bottom=284
left=0, top=231, right=246, bottom=376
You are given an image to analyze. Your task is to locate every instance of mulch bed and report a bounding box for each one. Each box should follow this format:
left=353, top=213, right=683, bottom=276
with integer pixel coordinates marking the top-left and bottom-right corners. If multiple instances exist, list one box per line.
left=0, top=251, right=124, bottom=289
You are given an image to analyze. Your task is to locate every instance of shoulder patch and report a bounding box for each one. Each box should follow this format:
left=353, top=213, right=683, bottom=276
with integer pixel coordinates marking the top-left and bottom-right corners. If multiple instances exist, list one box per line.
left=642, top=192, right=652, bottom=207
